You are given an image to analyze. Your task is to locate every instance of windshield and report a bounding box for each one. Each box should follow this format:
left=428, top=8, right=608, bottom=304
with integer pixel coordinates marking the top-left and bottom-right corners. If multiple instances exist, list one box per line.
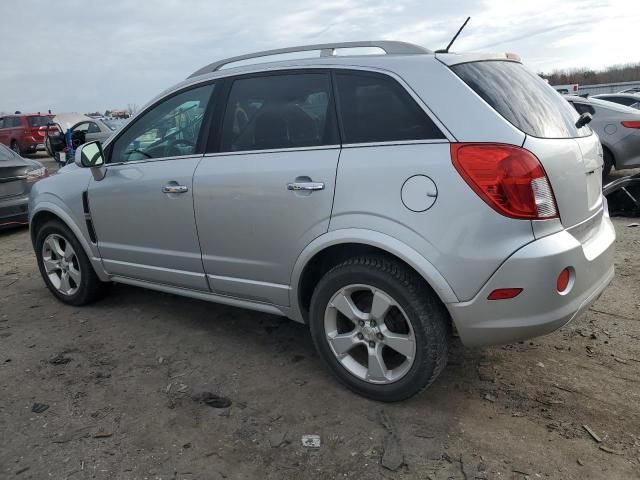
left=451, top=61, right=591, bottom=139
left=27, top=115, right=53, bottom=127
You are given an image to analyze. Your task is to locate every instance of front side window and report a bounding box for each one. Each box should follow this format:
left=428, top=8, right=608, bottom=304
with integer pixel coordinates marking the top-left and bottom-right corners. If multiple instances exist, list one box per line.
left=74, top=122, right=99, bottom=133
left=219, top=72, right=336, bottom=152
left=110, top=83, right=215, bottom=163
left=335, top=71, right=445, bottom=144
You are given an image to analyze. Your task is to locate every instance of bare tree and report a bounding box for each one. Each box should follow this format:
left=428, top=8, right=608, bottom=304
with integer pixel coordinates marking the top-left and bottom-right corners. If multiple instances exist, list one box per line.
left=126, top=103, right=139, bottom=115
left=540, top=62, right=640, bottom=85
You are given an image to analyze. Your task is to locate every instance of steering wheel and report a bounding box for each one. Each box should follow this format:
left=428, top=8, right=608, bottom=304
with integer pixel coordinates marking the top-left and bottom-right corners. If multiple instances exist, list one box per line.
left=168, top=138, right=195, bottom=157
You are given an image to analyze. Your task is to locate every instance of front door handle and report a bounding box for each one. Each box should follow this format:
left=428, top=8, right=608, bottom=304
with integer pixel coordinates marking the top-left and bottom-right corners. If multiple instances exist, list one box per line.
left=287, top=181, right=325, bottom=191
left=162, top=184, right=189, bottom=194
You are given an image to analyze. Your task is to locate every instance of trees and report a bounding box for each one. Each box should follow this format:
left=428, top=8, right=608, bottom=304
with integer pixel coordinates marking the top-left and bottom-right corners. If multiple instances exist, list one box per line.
left=541, top=63, right=640, bottom=85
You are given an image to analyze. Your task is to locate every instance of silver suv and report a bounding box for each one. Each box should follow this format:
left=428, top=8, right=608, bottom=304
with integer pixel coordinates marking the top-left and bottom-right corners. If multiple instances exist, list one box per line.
left=29, top=41, right=615, bottom=401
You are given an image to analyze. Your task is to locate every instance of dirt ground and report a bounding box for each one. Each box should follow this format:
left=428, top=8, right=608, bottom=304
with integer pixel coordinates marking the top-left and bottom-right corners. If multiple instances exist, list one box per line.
left=0, top=156, right=639, bottom=479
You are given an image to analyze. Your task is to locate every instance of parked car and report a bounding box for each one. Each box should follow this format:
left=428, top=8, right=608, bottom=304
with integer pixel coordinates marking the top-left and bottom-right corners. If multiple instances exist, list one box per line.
left=0, top=113, right=56, bottom=155
left=565, top=95, right=640, bottom=176
left=619, top=87, right=640, bottom=94
left=0, top=143, right=47, bottom=229
left=44, top=113, right=121, bottom=161
left=592, top=93, right=640, bottom=110
left=29, top=41, right=615, bottom=401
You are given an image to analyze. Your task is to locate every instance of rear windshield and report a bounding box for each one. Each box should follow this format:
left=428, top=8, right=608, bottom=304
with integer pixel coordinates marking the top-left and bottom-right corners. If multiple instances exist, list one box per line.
left=451, top=61, right=591, bottom=139
left=27, top=115, right=53, bottom=127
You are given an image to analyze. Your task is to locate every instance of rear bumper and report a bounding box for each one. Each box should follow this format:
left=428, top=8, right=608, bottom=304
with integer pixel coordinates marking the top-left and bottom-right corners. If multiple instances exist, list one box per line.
left=448, top=209, right=616, bottom=347
left=0, top=194, right=29, bottom=229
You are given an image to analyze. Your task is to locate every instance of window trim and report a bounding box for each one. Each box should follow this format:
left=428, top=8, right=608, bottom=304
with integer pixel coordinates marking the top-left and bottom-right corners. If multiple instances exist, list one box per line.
left=207, top=68, right=340, bottom=154
left=104, top=81, right=220, bottom=165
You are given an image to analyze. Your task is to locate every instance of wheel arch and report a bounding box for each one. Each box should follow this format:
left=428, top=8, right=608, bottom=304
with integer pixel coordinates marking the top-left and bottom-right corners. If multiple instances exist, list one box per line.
left=290, top=229, right=458, bottom=323
left=30, top=203, right=109, bottom=281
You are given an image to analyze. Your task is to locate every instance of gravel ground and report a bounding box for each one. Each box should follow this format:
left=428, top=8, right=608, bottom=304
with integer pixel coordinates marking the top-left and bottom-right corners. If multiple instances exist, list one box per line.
left=0, top=155, right=638, bottom=479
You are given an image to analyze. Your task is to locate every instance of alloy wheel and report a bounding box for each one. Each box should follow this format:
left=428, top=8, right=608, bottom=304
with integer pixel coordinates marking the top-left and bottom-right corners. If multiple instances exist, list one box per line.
left=324, top=284, right=416, bottom=384
left=42, top=234, right=81, bottom=296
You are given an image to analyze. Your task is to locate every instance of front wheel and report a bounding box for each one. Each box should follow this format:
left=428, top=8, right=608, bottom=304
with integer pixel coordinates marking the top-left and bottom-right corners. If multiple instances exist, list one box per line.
left=35, top=220, right=106, bottom=305
left=309, top=256, right=449, bottom=402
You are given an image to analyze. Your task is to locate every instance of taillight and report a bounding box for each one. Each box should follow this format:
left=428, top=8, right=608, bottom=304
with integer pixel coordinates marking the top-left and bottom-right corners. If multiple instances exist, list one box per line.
left=26, top=167, right=48, bottom=183
left=451, top=143, right=558, bottom=220
left=621, top=121, right=640, bottom=129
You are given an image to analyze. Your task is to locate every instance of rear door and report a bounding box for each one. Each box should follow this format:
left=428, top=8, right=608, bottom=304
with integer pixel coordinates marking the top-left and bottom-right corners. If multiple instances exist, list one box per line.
left=88, top=83, right=217, bottom=290
left=450, top=60, right=601, bottom=228
left=193, top=71, right=339, bottom=305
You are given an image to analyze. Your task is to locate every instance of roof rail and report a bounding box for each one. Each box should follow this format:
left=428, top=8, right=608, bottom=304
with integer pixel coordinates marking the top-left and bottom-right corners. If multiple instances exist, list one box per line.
left=187, top=40, right=431, bottom=79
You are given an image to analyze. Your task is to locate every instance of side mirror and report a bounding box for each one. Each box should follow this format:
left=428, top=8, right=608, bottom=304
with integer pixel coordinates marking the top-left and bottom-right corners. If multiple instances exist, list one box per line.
left=75, top=141, right=105, bottom=168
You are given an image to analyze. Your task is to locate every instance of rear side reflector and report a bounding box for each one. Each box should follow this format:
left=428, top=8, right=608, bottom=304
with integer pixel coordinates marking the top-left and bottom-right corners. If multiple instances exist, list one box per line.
left=621, top=121, right=640, bottom=129
left=451, top=143, right=559, bottom=220
left=488, top=288, right=523, bottom=300
left=556, top=268, right=571, bottom=293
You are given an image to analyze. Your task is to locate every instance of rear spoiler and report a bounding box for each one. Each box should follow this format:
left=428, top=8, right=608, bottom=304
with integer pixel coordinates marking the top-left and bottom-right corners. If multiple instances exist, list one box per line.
left=435, top=52, right=522, bottom=67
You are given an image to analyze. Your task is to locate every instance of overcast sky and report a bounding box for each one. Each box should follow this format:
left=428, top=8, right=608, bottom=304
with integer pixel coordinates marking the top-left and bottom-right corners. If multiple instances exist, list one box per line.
left=0, top=0, right=638, bottom=114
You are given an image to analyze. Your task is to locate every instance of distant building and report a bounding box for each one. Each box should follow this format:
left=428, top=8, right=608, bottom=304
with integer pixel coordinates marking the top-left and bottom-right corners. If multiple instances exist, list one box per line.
left=110, top=109, right=130, bottom=119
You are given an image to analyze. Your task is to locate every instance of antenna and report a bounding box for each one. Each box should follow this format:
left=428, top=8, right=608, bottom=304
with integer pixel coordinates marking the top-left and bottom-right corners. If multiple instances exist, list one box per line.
left=435, top=17, right=471, bottom=54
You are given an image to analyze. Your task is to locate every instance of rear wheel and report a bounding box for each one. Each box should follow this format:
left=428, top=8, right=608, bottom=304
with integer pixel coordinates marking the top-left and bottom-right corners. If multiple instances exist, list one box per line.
left=35, top=220, right=106, bottom=305
left=602, top=148, right=614, bottom=179
left=309, top=255, right=449, bottom=402
left=10, top=141, right=21, bottom=155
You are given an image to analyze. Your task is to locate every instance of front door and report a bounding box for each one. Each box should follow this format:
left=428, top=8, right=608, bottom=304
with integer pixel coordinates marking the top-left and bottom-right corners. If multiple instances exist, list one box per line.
left=89, top=83, right=216, bottom=290
left=194, top=71, right=340, bottom=305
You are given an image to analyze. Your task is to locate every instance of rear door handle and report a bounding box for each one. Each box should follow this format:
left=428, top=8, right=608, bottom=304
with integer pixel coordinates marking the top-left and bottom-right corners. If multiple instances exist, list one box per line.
left=162, top=184, right=189, bottom=194
left=287, top=181, right=325, bottom=191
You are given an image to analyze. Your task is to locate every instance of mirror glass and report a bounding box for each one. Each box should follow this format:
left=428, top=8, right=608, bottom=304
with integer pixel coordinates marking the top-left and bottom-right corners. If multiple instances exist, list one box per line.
left=80, top=142, right=104, bottom=167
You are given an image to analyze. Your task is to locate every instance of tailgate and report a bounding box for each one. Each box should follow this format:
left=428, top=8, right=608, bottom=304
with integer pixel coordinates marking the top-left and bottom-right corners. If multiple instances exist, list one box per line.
left=523, top=133, right=603, bottom=229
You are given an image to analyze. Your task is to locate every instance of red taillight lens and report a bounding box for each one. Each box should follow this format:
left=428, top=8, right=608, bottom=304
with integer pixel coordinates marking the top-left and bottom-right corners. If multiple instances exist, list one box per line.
left=556, top=268, right=571, bottom=293
left=488, top=288, right=523, bottom=300
left=621, top=121, right=640, bottom=129
left=451, top=143, right=558, bottom=220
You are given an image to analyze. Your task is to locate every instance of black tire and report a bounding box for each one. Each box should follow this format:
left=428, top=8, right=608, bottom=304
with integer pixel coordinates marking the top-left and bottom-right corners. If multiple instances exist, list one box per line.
left=602, top=148, right=614, bottom=180
left=309, top=255, right=449, bottom=402
left=10, top=140, right=22, bottom=156
left=35, top=220, right=106, bottom=306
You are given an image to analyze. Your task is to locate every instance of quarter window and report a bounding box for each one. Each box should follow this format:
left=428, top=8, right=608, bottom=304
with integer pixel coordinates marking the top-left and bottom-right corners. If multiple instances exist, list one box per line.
left=110, top=83, right=215, bottom=163
left=219, top=73, right=336, bottom=152
left=334, top=71, right=445, bottom=144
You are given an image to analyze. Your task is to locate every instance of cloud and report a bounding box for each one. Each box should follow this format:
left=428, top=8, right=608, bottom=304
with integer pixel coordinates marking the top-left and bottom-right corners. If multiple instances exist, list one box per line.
left=0, top=0, right=637, bottom=113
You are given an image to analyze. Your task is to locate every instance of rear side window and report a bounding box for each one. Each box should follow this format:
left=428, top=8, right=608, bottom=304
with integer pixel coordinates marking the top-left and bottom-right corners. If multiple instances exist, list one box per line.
left=220, top=72, right=337, bottom=152
left=451, top=61, right=590, bottom=138
left=27, top=116, right=52, bottom=127
left=335, top=71, right=444, bottom=144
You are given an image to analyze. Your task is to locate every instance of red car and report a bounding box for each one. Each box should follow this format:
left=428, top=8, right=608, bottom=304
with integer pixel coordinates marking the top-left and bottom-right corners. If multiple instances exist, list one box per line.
left=0, top=114, right=57, bottom=155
